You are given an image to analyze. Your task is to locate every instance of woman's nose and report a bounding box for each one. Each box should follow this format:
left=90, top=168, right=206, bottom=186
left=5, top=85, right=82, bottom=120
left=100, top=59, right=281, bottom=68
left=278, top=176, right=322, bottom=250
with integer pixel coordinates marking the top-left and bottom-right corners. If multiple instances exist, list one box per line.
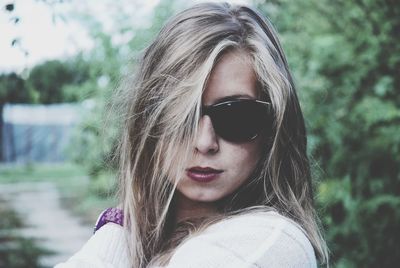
left=194, top=115, right=219, bottom=154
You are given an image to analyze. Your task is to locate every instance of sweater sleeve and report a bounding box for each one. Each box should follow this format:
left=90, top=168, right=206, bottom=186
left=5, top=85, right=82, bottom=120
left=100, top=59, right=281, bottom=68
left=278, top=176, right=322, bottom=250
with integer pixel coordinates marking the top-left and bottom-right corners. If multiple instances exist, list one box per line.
left=165, top=212, right=317, bottom=268
left=54, top=223, right=129, bottom=268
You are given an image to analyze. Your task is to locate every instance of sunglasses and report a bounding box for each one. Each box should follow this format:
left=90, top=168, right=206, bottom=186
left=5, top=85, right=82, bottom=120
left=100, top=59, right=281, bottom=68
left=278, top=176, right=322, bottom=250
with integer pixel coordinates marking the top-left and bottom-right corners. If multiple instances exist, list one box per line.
left=201, top=99, right=273, bottom=142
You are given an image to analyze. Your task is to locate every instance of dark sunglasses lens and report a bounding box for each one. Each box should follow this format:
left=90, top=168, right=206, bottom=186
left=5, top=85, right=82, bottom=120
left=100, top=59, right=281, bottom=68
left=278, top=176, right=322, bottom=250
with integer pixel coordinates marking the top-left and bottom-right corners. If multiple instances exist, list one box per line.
left=210, top=101, right=271, bottom=142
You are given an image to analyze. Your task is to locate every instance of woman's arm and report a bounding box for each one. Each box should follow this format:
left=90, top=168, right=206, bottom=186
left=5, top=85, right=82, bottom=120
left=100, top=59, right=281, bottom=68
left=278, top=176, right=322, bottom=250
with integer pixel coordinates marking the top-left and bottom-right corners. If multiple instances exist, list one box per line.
left=54, top=223, right=129, bottom=268
left=165, top=212, right=317, bottom=268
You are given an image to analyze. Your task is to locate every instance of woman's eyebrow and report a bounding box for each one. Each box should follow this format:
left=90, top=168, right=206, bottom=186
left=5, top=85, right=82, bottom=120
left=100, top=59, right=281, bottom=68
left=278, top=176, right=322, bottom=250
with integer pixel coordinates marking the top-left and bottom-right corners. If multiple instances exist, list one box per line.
left=213, top=94, right=255, bottom=104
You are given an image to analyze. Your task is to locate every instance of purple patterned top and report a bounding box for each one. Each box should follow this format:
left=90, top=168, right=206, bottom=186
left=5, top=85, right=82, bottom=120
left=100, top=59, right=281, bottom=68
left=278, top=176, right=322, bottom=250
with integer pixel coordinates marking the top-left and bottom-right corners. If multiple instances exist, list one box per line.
left=94, top=207, right=124, bottom=233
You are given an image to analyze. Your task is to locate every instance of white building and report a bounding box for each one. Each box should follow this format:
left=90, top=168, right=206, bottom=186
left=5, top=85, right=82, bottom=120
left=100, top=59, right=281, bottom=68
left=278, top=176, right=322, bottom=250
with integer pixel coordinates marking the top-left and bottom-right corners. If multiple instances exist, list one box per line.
left=1, top=103, right=82, bottom=163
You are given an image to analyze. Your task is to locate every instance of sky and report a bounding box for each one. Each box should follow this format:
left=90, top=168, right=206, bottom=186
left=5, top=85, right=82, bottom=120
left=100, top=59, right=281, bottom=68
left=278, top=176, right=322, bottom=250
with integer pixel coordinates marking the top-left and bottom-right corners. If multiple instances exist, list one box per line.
left=0, top=0, right=251, bottom=74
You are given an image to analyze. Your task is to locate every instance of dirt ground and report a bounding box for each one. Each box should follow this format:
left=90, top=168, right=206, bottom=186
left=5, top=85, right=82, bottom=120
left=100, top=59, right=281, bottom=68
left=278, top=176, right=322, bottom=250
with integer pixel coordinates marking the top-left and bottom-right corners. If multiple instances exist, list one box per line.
left=0, top=181, right=93, bottom=267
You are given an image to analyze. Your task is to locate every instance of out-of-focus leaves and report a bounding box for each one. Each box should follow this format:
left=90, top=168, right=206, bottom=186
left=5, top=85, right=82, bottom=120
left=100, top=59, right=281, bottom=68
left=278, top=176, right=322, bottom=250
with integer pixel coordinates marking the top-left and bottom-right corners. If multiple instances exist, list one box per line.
left=11, top=16, right=19, bottom=24
left=257, top=0, right=400, bottom=266
left=26, top=57, right=91, bottom=104
left=69, top=0, right=181, bottom=179
left=0, top=73, right=36, bottom=104
left=5, top=3, right=14, bottom=12
left=11, top=38, right=19, bottom=47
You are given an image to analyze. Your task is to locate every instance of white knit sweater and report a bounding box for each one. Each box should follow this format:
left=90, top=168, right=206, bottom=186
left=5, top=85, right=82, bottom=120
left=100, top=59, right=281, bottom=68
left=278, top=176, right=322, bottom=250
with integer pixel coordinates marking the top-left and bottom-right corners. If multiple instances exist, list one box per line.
left=55, top=211, right=317, bottom=268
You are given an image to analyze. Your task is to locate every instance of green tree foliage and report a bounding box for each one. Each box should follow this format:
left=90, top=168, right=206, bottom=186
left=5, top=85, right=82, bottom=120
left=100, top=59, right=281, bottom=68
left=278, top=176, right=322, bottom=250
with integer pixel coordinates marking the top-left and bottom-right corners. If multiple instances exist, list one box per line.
left=2, top=0, right=91, bottom=105
left=0, top=57, right=92, bottom=160
left=256, top=0, right=400, bottom=266
left=69, top=0, right=180, bottom=178
left=26, top=58, right=91, bottom=103
left=0, top=73, right=35, bottom=104
left=0, top=58, right=91, bottom=105
left=0, top=73, right=37, bottom=160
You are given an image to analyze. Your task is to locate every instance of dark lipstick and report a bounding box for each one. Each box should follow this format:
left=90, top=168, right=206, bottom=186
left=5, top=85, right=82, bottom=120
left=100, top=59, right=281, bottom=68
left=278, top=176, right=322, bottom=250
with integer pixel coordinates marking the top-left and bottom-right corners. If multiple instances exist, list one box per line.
left=187, top=166, right=223, bottom=183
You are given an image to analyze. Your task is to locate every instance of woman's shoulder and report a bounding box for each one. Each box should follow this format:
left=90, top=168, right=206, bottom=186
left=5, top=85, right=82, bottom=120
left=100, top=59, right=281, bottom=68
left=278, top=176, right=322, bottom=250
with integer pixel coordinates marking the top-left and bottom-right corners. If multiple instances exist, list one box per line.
left=168, top=210, right=317, bottom=267
left=209, top=210, right=312, bottom=241
left=208, top=210, right=316, bottom=260
left=206, top=210, right=293, bottom=232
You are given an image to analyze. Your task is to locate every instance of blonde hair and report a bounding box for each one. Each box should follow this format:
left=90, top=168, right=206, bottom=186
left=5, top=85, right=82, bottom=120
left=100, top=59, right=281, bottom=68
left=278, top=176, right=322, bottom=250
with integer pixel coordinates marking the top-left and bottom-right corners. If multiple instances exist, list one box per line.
left=116, top=2, right=328, bottom=267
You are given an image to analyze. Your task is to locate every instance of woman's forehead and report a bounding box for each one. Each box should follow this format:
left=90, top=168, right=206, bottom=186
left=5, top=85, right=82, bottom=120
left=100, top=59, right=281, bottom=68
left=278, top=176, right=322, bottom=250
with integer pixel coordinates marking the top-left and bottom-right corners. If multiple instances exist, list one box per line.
left=202, top=50, right=257, bottom=105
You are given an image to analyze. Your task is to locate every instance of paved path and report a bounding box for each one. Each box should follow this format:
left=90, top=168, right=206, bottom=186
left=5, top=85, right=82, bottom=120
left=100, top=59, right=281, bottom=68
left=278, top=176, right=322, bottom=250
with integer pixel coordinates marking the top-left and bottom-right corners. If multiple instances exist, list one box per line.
left=0, top=181, right=93, bottom=267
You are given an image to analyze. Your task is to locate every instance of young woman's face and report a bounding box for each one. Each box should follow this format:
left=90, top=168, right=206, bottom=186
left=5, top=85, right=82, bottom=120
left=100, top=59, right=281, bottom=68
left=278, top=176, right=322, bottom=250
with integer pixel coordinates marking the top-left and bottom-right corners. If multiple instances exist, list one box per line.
left=176, top=50, right=264, bottom=205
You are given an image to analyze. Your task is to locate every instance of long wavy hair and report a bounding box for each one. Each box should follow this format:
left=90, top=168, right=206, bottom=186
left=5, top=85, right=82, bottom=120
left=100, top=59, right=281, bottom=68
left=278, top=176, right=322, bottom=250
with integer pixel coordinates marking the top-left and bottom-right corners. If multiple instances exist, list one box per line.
left=115, top=2, right=328, bottom=267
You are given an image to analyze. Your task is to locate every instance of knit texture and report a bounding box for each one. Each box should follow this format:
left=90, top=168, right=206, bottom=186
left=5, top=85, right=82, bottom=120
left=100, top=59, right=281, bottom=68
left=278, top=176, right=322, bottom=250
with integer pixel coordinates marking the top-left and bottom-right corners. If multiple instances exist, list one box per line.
left=54, top=223, right=129, bottom=268
left=55, top=211, right=317, bottom=268
left=167, top=211, right=316, bottom=268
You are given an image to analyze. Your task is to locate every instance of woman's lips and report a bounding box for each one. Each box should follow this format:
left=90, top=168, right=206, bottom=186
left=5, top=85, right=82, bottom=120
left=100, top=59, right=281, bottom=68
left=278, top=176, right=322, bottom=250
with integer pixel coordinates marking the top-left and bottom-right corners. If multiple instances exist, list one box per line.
left=186, top=166, right=223, bottom=183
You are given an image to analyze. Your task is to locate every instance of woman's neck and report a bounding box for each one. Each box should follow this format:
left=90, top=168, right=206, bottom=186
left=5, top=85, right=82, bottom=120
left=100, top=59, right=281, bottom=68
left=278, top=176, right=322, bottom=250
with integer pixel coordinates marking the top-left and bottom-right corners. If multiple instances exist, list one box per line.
left=174, top=192, right=220, bottom=223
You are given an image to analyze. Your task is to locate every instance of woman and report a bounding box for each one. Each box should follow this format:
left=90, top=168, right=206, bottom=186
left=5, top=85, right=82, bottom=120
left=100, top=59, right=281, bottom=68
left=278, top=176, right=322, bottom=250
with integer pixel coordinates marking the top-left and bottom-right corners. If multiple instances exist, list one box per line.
left=56, top=2, right=328, bottom=267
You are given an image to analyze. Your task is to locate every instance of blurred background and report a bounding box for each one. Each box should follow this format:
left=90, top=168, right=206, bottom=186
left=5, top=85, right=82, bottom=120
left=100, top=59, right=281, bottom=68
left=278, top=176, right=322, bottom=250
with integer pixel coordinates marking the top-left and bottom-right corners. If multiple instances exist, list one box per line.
left=0, top=0, right=399, bottom=267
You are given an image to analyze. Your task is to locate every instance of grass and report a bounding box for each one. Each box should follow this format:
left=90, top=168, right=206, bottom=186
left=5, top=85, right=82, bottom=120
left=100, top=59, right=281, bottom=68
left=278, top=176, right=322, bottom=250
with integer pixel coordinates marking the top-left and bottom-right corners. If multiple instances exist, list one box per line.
left=0, top=163, right=118, bottom=267
left=0, top=198, right=53, bottom=268
left=0, top=163, right=87, bottom=183
left=0, top=163, right=117, bottom=224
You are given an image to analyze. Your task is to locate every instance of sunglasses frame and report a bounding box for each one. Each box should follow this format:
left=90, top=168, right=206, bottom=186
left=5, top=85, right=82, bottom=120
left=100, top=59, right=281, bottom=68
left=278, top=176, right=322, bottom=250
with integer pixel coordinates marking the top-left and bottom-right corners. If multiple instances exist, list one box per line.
left=201, top=99, right=272, bottom=142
